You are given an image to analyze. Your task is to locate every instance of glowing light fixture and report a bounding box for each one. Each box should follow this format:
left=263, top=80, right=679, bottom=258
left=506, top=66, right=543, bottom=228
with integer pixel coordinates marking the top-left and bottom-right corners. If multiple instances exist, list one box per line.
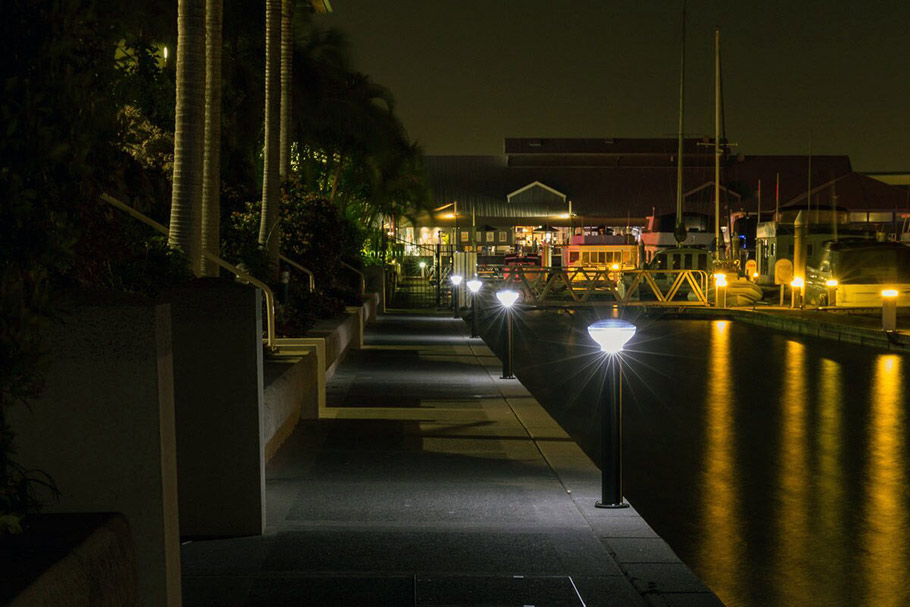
left=587, top=319, right=637, bottom=354
left=826, top=279, right=838, bottom=287
left=587, top=318, right=636, bottom=509
left=752, top=272, right=759, bottom=279
left=450, top=274, right=463, bottom=286
left=611, top=263, right=620, bottom=271
left=419, top=261, right=426, bottom=269
left=882, top=289, right=899, bottom=298
left=466, top=278, right=483, bottom=294
left=791, top=277, right=804, bottom=288
left=497, top=289, right=520, bottom=379
left=495, top=289, right=520, bottom=308
left=715, top=273, right=728, bottom=288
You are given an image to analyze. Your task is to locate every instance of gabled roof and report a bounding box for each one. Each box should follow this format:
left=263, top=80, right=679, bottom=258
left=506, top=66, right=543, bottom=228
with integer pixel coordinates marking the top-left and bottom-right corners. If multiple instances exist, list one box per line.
left=506, top=181, right=566, bottom=203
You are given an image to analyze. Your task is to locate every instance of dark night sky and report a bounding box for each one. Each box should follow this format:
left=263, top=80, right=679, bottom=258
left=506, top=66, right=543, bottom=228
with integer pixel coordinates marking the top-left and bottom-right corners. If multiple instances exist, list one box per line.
left=319, top=1, right=910, bottom=172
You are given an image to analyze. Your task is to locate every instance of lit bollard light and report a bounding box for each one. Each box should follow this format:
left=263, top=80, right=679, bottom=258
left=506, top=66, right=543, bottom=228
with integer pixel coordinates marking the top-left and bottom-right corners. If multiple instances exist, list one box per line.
left=466, top=278, right=483, bottom=338
left=882, top=289, right=898, bottom=331
left=587, top=319, right=637, bottom=509
left=826, top=279, right=838, bottom=307
left=419, top=261, right=427, bottom=279
left=450, top=274, right=463, bottom=319
left=790, top=277, right=804, bottom=309
left=496, top=289, right=520, bottom=379
left=714, top=273, right=727, bottom=309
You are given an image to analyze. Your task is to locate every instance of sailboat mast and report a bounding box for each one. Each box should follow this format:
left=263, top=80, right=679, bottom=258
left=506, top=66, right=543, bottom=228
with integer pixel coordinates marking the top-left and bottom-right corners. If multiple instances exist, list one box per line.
left=674, top=0, right=687, bottom=245
left=714, top=27, right=721, bottom=260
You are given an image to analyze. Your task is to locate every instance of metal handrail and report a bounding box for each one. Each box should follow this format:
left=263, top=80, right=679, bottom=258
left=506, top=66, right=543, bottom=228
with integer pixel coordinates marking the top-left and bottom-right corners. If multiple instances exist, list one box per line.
left=100, top=194, right=277, bottom=349
left=341, top=260, right=366, bottom=296
left=279, top=254, right=316, bottom=292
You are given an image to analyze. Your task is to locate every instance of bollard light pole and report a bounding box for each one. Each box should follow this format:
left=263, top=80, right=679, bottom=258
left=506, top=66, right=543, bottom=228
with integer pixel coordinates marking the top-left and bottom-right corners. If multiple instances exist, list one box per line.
left=714, top=273, right=727, bottom=308
left=450, top=274, right=463, bottom=319
left=496, top=289, right=520, bottom=379
left=882, top=289, right=898, bottom=331
left=467, top=278, right=483, bottom=338
left=790, top=277, right=804, bottom=309
left=826, top=279, right=838, bottom=307
left=587, top=319, right=637, bottom=509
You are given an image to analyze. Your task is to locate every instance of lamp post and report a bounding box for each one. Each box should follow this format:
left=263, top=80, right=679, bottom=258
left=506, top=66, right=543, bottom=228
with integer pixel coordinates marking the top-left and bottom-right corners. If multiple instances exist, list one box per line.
left=882, top=289, right=898, bottom=331
left=450, top=274, right=463, bottom=318
left=496, top=289, right=520, bottom=379
left=587, top=319, right=637, bottom=509
left=467, top=278, right=483, bottom=338
left=419, top=261, right=427, bottom=279
left=826, top=279, right=838, bottom=307
left=790, top=277, right=804, bottom=309
left=714, top=273, right=727, bottom=308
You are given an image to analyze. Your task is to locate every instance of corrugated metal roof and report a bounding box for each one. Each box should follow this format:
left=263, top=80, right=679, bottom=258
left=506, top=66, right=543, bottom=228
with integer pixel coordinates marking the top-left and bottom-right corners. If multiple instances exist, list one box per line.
left=426, top=152, right=860, bottom=219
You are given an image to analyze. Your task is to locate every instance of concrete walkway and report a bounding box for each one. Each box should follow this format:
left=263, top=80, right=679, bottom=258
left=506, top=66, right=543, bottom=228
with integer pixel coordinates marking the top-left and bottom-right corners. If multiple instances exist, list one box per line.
left=181, top=314, right=722, bottom=606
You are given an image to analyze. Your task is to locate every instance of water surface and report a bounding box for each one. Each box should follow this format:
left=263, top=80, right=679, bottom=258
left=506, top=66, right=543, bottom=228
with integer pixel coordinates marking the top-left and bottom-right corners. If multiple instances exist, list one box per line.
left=502, top=310, right=910, bottom=607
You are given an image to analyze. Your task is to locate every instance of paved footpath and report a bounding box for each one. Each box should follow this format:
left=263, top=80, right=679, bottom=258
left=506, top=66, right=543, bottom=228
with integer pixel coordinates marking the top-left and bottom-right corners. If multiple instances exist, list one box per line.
left=182, top=314, right=722, bottom=606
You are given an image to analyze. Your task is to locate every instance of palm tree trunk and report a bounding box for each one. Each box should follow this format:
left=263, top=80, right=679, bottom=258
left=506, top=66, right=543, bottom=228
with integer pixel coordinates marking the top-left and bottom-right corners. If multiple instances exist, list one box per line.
left=200, top=0, right=223, bottom=277
left=169, top=0, right=207, bottom=275
left=279, top=0, right=293, bottom=181
left=259, top=0, right=282, bottom=278
left=329, top=153, right=343, bottom=202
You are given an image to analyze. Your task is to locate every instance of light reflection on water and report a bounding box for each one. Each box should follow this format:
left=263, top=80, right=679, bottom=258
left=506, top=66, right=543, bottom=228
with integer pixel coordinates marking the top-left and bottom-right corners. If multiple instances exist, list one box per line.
left=512, top=314, right=910, bottom=607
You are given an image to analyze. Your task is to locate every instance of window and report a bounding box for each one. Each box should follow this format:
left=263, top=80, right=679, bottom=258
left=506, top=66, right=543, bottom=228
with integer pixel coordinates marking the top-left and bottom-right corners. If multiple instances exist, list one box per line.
left=582, top=252, right=590, bottom=264
left=569, top=251, right=579, bottom=263
left=498, top=231, right=507, bottom=242
left=486, top=231, right=494, bottom=242
left=460, top=232, right=469, bottom=242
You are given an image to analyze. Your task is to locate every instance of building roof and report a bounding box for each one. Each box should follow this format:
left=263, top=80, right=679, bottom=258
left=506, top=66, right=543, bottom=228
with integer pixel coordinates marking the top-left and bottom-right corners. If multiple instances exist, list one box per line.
left=426, top=146, right=856, bottom=221
left=783, top=171, right=910, bottom=211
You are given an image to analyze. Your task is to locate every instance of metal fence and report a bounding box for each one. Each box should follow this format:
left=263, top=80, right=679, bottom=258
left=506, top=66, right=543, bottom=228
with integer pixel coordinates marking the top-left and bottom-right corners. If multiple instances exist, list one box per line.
left=384, top=236, right=455, bottom=309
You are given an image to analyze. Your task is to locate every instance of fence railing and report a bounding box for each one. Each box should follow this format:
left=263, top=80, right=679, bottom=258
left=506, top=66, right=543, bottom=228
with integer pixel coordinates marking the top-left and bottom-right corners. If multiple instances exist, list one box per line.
left=479, top=264, right=711, bottom=307
left=101, top=194, right=278, bottom=349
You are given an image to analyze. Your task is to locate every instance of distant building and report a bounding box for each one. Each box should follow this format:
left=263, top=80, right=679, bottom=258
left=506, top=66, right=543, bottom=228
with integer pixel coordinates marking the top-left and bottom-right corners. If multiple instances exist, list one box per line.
left=410, top=138, right=907, bottom=266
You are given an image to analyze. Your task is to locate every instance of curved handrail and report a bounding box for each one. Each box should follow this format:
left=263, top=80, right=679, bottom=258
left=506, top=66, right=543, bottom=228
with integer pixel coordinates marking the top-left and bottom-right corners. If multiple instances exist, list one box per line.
left=100, top=193, right=277, bottom=350
left=341, top=260, right=366, bottom=296
left=279, top=254, right=316, bottom=292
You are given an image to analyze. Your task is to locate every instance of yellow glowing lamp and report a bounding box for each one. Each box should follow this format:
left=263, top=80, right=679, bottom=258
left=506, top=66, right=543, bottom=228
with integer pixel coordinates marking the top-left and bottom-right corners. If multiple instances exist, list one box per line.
left=588, top=319, right=637, bottom=354
left=752, top=272, right=759, bottom=279
left=611, top=263, right=620, bottom=271
left=882, top=289, right=899, bottom=298
left=826, top=279, right=838, bottom=287
left=450, top=274, right=463, bottom=286
left=791, top=277, right=804, bottom=288
left=466, top=278, right=483, bottom=294
left=714, top=273, right=727, bottom=287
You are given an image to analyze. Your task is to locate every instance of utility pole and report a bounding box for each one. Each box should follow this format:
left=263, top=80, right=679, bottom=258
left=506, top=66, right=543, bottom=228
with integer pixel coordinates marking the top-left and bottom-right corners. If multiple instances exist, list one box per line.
left=674, top=0, right=687, bottom=246
left=714, top=26, right=721, bottom=261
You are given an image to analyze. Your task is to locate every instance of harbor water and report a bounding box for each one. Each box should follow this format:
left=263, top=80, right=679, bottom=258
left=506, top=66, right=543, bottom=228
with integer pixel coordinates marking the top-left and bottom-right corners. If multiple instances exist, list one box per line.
left=500, top=308, right=910, bottom=607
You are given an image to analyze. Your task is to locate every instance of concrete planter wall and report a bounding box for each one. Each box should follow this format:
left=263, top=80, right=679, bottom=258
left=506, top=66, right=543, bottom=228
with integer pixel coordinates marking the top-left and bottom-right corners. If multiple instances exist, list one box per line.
left=161, top=279, right=265, bottom=539
left=266, top=295, right=380, bottom=455
left=10, top=298, right=181, bottom=606
left=3, top=513, right=136, bottom=606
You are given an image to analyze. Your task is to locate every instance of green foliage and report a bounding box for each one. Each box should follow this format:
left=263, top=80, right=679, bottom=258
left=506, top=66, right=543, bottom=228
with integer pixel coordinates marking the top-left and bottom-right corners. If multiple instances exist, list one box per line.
left=0, top=0, right=188, bottom=527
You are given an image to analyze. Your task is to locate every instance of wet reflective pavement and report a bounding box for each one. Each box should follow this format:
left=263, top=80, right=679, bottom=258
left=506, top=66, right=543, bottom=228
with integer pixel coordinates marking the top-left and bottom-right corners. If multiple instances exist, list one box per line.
left=492, top=308, right=910, bottom=607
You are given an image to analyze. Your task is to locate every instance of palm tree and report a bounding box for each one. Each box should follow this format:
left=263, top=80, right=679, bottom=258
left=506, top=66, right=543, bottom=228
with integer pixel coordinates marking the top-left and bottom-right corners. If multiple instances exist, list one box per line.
left=169, top=0, right=207, bottom=275
left=258, top=0, right=282, bottom=278
left=200, top=0, right=223, bottom=277
left=279, top=0, right=293, bottom=181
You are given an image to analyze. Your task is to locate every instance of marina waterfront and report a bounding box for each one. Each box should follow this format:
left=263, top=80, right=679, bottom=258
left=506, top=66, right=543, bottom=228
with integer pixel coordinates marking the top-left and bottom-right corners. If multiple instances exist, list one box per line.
left=495, top=309, right=910, bottom=607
